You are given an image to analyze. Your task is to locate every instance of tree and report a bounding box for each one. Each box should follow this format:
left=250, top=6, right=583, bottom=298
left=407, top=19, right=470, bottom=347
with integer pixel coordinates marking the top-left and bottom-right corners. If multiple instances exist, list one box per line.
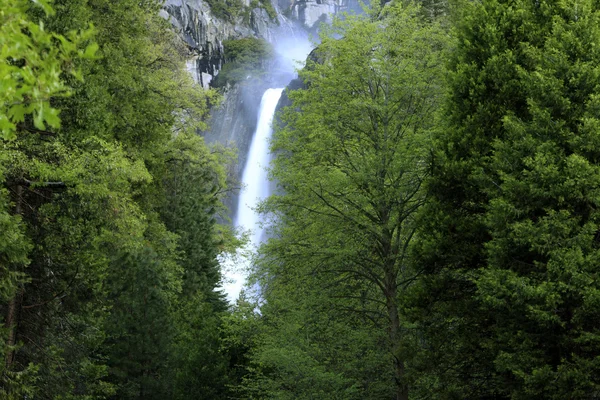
left=0, top=0, right=95, bottom=141
left=157, top=131, right=238, bottom=400
left=157, top=133, right=234, bottom=302
left=236, top=259, right=395, bottom=400
left=169, top=292, right=230, bottom=400
left=0, top=1, right=100, bottom=396
left=414, top=0, right=600, bottom=397
left=1, top=0, right=234, bottom=398
left=104, top=246, right=179, bottom=400
left=246, top=4, right=445, bottom=399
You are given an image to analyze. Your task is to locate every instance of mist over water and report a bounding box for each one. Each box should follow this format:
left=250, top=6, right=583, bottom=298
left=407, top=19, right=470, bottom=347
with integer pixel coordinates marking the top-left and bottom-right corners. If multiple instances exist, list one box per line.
left=218, top=28, right=313, bottom=303
left=271, top=33, right=314, bottom=85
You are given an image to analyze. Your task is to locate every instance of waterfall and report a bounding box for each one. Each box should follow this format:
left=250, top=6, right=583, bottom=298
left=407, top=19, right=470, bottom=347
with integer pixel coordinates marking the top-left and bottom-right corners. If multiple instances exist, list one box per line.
left=237, top=88, right=284, bottom=246
left=221, top=88, right=284, bottom=302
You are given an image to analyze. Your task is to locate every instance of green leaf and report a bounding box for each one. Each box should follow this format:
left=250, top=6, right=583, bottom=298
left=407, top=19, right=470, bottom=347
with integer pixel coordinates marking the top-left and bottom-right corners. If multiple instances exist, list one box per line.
left=44, top=107, right=60, bottom=128
left=82, top=42, right=99, bottom=59
left=33, top=106, right=46, bottom=130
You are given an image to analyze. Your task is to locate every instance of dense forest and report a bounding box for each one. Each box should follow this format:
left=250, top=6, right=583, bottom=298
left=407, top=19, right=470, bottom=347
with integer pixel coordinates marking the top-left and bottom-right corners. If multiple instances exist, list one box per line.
left=1, top=0, right=236, bottom=398
left=2, top=0, right=600, bottom=399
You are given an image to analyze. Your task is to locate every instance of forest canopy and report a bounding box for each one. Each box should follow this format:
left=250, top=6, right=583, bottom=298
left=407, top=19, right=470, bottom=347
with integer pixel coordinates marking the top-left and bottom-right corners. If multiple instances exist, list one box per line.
left=2, top=0, right=600, bottom=398
left=0, top=0, right=236, bottom=398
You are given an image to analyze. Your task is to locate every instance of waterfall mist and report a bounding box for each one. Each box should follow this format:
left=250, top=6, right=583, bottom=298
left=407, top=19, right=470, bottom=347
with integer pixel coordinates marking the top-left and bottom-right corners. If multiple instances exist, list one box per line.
left=270, top=32, right=314, bottom=86
left=220, top=88, right=283, bottom=302
left=218, top=28, right=313, bottom=303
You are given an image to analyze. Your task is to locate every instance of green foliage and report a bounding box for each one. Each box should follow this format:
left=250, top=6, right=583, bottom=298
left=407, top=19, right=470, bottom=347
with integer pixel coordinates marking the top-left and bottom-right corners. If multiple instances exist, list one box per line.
left=0, top=0, right=96, bottom=140
left=414, top=0, right=600, bottom=397
left=0, top=161, right=29, bottom=303
left=104, top=246, right=179, bottom=399
left=214, top=38, right=273, bottom=87
left=239, top=4, right=446, bottom=399
left=9, top=0, right=600, bottom=397
left=158, top=133, right=234, bottom=298
left=169, top=293, right=230, bottom=400
left=205, top=0, right=246, bottom=21
left=0, top=1, right=96, bottom=396
left=0, top=0, right=236, bottom=399
left=235, top=268, right=395, bottom=400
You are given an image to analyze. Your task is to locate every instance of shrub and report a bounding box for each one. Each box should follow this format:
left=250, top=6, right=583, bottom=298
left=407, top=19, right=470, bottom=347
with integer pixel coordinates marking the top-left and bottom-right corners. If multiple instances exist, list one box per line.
left=214, top=38, right=273, bottom=87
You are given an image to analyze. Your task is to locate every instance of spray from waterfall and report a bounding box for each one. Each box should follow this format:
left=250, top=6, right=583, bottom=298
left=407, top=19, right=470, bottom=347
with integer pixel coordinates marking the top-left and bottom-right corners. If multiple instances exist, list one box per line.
left=221, top=88, right=284, bottom=302
left=217, top=24, right=313, bottom=303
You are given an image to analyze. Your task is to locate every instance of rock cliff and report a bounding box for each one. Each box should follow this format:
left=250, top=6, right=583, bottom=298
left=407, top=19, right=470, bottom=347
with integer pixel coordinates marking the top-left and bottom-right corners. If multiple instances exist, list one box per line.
left=163, top=0, right=354, bottom=198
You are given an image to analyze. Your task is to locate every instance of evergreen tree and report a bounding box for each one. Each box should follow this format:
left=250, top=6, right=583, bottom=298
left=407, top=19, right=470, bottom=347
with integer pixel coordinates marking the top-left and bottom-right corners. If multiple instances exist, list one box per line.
left=157, top=133, right=237, bottom=399
left=104, top=246, right=179, bottom=399
left=1, top=0, right=235, bottom=398
left=415, top=0, right=600, bottom=397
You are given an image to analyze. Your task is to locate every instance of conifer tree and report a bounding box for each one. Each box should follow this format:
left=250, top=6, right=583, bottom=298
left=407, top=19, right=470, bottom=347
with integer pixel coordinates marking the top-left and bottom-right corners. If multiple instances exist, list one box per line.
left=415, top=0, right=600, bottom=397
left=1, top=0, right=234, bottom=398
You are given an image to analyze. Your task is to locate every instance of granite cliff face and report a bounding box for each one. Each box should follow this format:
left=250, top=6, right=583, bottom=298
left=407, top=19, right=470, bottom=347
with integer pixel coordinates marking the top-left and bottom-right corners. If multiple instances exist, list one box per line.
left=164, top=0, right=262, bottom=89
left=163, top=0, right=360, bottom=90
left=282, top=0, right=358, bottom=29
left=163, top=0, right=353, bottom=189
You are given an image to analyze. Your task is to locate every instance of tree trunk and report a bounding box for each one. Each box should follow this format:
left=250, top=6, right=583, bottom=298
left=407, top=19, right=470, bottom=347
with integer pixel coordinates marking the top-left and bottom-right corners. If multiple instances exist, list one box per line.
left=5, top=184, right=24, bottom=369
left=384, top=261, right=408, bottom=400
left=4, top=289, right=23, bottom=369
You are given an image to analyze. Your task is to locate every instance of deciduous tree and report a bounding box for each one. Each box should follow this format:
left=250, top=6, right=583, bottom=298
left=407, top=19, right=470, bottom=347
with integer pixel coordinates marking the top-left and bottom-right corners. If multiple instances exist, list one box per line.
left=246, top=4, right=445, bottom=398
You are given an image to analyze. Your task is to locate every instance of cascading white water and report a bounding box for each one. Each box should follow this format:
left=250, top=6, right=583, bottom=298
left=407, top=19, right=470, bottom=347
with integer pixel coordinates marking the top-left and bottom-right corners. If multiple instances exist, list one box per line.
left=221, top=88, right=284, bottom=302
left=236, top=88, right=284, bottom=246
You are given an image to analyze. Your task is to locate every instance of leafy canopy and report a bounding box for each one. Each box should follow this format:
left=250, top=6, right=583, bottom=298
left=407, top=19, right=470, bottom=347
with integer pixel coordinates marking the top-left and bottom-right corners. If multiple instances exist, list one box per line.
left=0, top=0, right=96, bottom=140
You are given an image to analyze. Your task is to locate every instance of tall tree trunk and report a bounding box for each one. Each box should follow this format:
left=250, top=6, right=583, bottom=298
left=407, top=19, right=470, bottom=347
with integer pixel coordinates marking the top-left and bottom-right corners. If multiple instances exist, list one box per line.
left=4, top=288, right=23, bottom=369
left=5, top=184, right=24, bottom=369
left=384, top=260, right=408, bottom=400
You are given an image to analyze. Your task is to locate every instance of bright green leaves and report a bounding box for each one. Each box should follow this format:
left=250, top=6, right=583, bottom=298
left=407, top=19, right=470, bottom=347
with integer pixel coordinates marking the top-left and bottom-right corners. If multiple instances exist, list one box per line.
left=273, top=4, right=445, bottom=232
left=0, top=1, right=233, bottom=398
left=244, top=4, right=447, bottom=399
left=0, top=0, right=96, bottom=139
left=81, top=41, right=99, bottom=59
